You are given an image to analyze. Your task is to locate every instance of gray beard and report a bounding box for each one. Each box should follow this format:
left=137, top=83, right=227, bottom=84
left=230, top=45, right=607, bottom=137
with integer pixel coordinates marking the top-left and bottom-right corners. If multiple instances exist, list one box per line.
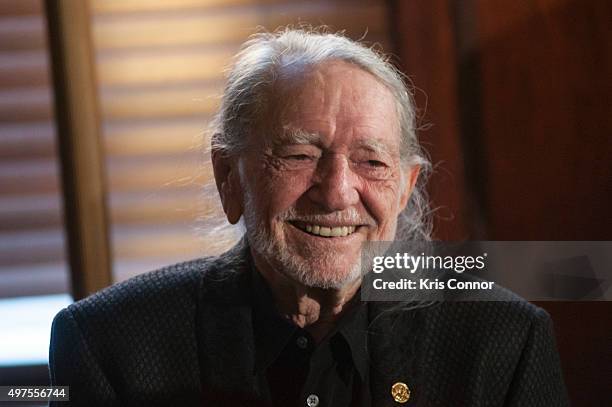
left=244, top=216, right=363, bottom=289
left=241, top=197, right=363, bottom=289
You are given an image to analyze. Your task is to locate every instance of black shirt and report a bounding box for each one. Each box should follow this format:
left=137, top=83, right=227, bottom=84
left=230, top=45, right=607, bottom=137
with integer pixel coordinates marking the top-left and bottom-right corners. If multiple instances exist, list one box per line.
left=251, top=269, right=370, bottom=407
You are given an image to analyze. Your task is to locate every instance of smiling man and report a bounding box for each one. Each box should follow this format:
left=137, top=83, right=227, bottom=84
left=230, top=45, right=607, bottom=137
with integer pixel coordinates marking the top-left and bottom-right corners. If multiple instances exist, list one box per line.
left=215, top=58, right=421, bottom=338
left=49, top=29, right=568, bottom=406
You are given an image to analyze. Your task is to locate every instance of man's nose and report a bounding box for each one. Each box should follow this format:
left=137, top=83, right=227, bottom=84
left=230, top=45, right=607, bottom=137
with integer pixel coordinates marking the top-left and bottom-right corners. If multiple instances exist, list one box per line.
left=307, top=154, right=359, bottom=211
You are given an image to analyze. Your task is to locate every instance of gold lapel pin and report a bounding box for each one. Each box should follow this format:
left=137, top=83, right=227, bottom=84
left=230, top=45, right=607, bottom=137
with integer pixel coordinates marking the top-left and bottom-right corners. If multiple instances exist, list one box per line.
left=391, top=382, right=410, bottom=403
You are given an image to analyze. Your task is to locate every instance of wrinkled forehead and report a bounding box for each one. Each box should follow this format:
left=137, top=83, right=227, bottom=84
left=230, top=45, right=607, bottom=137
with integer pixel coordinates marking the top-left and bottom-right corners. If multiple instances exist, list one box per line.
left=264, top=60, right=401, bottom=149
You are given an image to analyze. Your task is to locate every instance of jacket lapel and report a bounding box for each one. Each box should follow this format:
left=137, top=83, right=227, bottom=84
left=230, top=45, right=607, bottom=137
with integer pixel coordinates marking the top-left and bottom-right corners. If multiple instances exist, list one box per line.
left=367, top=302, right=430, bottom=407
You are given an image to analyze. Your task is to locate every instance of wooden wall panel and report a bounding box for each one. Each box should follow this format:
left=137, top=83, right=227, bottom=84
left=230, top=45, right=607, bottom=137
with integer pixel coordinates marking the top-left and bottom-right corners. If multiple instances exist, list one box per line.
left=534, top=301, right=612, bottom=405
left=390, top=0, right=471, bottom=240
left=474, top=1, right=612, bottom=404
left=476, top=0, right=612, bottom=240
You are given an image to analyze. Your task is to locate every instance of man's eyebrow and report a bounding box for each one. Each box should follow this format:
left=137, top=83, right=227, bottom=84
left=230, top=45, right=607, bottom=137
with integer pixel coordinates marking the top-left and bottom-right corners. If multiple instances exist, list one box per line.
left=274, top=127, right=323, bottom=146
left=273, top=127, right=396, bottom=156
left=355, top=138, right=396, bottom=156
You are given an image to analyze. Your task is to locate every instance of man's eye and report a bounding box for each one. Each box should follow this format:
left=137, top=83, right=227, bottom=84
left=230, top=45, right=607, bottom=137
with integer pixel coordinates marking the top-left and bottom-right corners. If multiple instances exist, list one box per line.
left=367, top=160, right=387, bottom=168
left=287, top=154, right=313, bottom=161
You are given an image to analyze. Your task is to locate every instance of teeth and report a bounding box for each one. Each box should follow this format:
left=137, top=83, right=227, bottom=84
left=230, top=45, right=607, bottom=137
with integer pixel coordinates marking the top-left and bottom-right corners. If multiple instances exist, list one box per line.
left=296, top=223, right=358, bottom=237
left=330, top=227, right=343, bottom=237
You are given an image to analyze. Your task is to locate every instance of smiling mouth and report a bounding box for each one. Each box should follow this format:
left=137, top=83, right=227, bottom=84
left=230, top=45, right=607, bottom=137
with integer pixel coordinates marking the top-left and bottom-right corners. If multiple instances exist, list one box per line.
left=289, top=221, right=359, bottom=238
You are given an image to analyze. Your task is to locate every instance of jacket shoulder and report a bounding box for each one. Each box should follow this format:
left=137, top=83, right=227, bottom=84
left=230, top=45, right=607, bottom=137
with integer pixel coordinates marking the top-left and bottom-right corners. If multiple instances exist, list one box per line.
left=49, top=254, right=244, bottom=399
left=422, top=294, right=552, bottom=344
left=423, top=299, right=555, bottom=395
left=66, top=257, right=213, bottom=320
left=55, top=238, right=251, bottom=340
left=52, top=256, right=233, bottom=359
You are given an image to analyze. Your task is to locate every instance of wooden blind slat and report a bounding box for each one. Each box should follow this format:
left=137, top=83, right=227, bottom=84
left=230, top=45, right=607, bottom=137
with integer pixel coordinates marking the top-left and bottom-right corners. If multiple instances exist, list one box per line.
left=0, top=189, right=222, bottom=232
left=91, top=0, right=379, bottom=15
left=0, top=263, right=68, bottom=298
left=0, top=6, right=387, bottom=53
left=0, top=224, right=233, bottom=267
left=92, top=5, right=387, bottom=49
left=0, top=119, right=207, bottom=160
left=0, top=15, right=45, bottom=51
left=0, top=0, right=42, bottom=17
left=101, top=85, right=222, bottom=119
left=98, top=48, right=235, bottom=86
left=0, top=50, right=48, bottom=88
left=0, top=85, right=220, bottom=122
left=0, top=156, right=212, bottom=194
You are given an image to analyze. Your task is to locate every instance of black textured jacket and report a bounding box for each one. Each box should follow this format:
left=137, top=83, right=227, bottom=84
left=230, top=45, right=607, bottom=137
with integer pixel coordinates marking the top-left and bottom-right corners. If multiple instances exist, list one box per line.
left=49, top=242, right=569, bottom=406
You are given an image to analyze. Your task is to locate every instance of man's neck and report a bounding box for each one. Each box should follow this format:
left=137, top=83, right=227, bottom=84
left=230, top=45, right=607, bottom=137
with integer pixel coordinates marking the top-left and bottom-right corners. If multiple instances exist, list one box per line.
left=252, top=252, right=362, bottom=343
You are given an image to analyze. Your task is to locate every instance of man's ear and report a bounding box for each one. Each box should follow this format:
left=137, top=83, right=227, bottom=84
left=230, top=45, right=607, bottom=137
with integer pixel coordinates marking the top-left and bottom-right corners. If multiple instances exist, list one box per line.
left=399, top=165, right=420, bottom=211
left=211, top=148, right=243, bottom=224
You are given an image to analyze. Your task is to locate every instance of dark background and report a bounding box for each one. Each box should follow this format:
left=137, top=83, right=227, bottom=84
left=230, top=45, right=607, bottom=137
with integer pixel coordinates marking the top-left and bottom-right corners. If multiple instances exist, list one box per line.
left=390, top=1, right=611, bottom=404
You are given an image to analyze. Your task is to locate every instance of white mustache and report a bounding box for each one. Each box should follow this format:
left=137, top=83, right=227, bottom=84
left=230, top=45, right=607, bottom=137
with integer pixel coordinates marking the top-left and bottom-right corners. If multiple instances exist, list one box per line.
left=280, top=207, right=374, bottom=226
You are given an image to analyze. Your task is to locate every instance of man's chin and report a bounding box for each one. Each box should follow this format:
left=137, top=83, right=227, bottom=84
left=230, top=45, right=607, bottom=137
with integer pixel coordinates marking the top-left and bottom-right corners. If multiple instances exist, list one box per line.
left=248, top=232, right=362, bottom=289
left=280, top=259, right=362, bottom=290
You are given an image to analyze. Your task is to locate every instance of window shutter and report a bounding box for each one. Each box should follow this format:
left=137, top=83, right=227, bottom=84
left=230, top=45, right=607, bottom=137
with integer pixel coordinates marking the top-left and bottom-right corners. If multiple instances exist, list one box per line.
left=0, top=0, right=392, bottom=292
left=0, top=0, right=70, bottom=298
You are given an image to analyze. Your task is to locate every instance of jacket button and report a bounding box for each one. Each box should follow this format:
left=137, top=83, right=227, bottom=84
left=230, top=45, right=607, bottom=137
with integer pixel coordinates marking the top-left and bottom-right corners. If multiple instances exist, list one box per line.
left=296, top=336, right=309, bottom=349
left=391, top=382, right=410, bottom=403
left=306, top=394, right=319, bottom=406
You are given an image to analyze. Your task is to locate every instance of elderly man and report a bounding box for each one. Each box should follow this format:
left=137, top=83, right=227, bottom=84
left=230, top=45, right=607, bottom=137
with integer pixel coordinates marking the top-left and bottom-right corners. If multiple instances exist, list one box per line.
left=49, top=29, right=568, bottom=406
